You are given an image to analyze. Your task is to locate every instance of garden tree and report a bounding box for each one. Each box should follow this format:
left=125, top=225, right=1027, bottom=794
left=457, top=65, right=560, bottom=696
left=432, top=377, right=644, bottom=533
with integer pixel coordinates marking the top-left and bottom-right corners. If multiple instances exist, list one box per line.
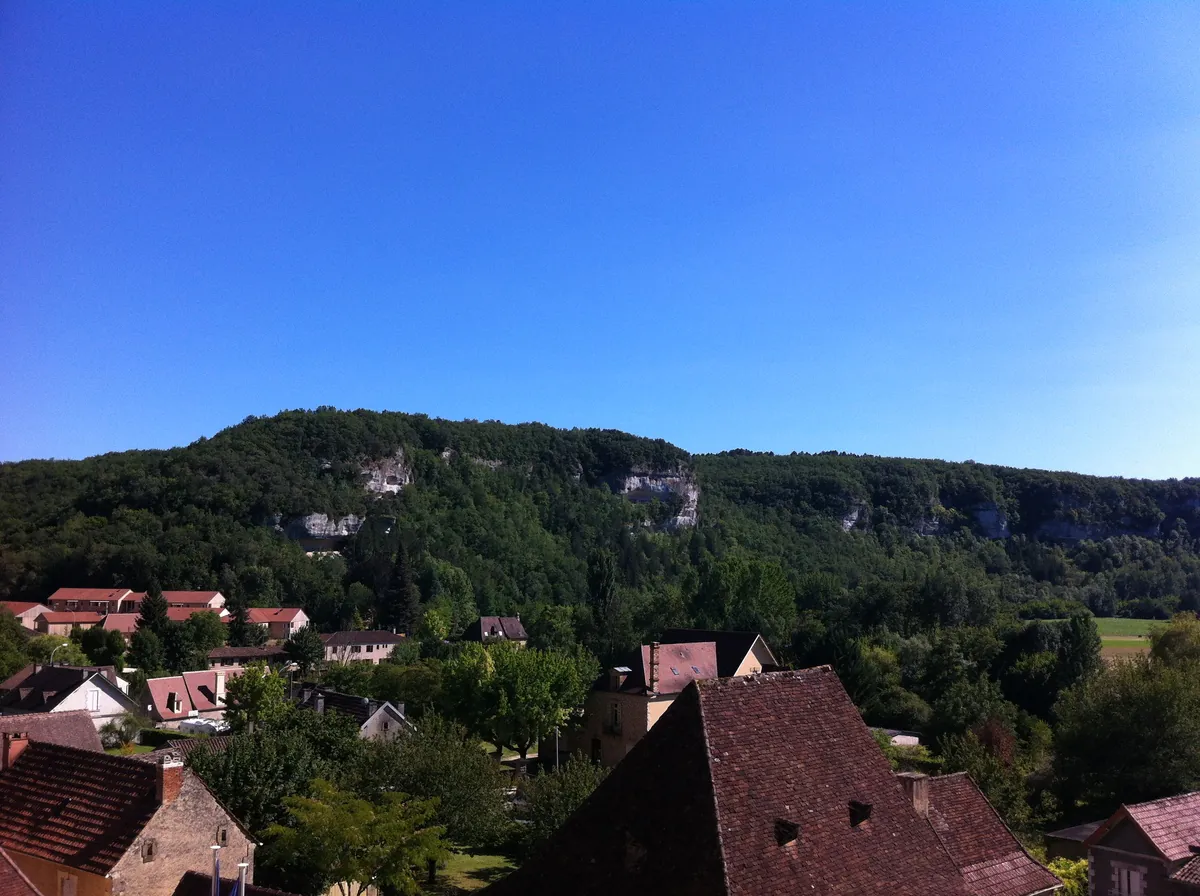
left=127, top=629, right=165, bottom=675
left=74, top=626, right=126, bottom=668
left=186, top=610, right=228, bottom=654
left=425, top=559, right=478, bottom=636
left=416, top=606, right=451, bottom=654
left=98, top=712, right=142, bottom=750
left=387, top=639, right=421, bottom=665
left=940, top=723, right=1031, bottom=832
left=1048, top=858, right=1088, bottom=896
left=322, top=661, right=374, bottom=696
left=225, top=662, right=290, bottom=734
left=1149, top=612, right=1200, bottom=667
left=137, top=581, right=169, bottom=635
left=265, top=779, right=448, bottom=896
left=586, top=548, right=631, bottom=663
left=1054, top=655, right=1200, bottom=810
left=284, top=625, right=326, bottom=676
left=0, top=609, right=28, bottom=679
left=160, top=620, right=199, bottom=673
left=370, top=659, right=443, bottom=716
left=440, top=643, right=497, bottom=746
left=1056, top=614, right=1102, bottom=690
left=380, top=541, right=420, bottom=635
left=349, top=714, right=511, bottom=849
left=28, top=634, right=89, bottom=666
left=226, top=595, right=268, bottom=648
left=516, top=752, right=610, bottom=856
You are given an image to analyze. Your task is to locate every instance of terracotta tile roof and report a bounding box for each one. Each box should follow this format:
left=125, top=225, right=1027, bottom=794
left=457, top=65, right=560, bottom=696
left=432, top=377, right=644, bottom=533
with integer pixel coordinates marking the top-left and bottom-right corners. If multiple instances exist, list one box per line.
left=100, top=613, right=139, bottom=634
left=46, top=588, right=133, bottom=604
left=162, top=591, right=223, bottom=605
left=607, top=641, right=718, bottom=695
left=0, top=603, right=46, bottom=618
left=172, top=870, right=302, bottom=896
left=0, top=741, right=160, bottom=875
left=0, top=845, right=43, bottom=896
left=659, top=628, right=778, bottom=677
left=320, top=630, right=404, bottom=647
left=35, top=612, right=104, bottom=625
left=1087, top=791, right=1200, bottom=861
left=207, top=645, right=286, bottom=661
left=468, top=616, right=529, bottom=642
left=486, top=668, right=972, bottom=896
left=0, top=666, right=126, bottom=713
left=0, top=711, right=103, bottom=753
left=246, top=608, right=305, bottom=623
left=926, top=773, right=1060, bottom=896
left=144, top=670, right=241, bottom=720
left=1171, top=856, right=1200, bottom=885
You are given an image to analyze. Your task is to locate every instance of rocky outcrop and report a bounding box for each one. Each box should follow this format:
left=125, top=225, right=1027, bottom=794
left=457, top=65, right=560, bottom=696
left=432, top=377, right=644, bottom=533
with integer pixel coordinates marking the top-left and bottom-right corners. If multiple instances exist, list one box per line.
left=362, top=448, right=412, bottom=495
left=613, top=469, right=700, bottom=530
left=284, top=513, right=363, bottom=541
left=841, top=503, right=868, bottom=532
left=973, top=503, right=1011, bottom=539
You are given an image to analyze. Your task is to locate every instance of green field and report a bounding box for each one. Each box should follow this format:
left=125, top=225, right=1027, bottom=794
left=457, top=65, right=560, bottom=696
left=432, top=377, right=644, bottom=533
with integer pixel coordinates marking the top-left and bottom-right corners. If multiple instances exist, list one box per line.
left=1093, top=617, right=1163, bottom=655
left=428, top=852, right=514, bottom=894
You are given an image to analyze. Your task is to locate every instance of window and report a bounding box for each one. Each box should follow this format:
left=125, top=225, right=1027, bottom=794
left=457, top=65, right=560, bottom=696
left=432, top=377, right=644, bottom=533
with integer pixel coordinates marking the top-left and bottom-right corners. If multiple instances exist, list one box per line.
left=141, top=839, right=157, bottom=863
left=86, top=689, right=100, bottom=712
left=366, top=644, right=374, bottom=653
left=382, top=721, right=390, bottom=732
left=217, top=826, right=229, bottom=846
left=849, top=800, right=873, bottom=827
left=67, top=601, right=77, bottom=610
left=1114, top=864, right=1146, bottom=896
left=691, top=665, right=701, bottom=674
left=607, top=701, right=622, bottom=734
left=591, top=738, right=602, bottom=762
left=670, top=667, right=679, bottom=675
left=351, top=645, right=361, bottom=653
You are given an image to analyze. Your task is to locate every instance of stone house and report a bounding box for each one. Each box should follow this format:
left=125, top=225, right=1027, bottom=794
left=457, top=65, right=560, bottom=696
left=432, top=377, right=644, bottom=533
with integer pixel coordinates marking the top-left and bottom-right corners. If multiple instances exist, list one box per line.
left=0, top=734, right=255, bottom=896
left=321, top=631, right=404, bottom=666
left=0, top=666, right=138, bottom=731
left=1083, top=791, right=1200, bottom=895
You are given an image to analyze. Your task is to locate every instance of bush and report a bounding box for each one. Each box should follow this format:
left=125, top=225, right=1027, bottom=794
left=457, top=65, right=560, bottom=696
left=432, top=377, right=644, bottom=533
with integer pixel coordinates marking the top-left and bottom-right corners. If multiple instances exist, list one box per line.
left=139, top=728, right=197, bottom=748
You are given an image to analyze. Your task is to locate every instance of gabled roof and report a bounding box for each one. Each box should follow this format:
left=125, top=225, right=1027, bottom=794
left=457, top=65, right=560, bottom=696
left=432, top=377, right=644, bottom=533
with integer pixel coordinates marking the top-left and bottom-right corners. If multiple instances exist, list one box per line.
left=172, top=871, right=302, bottom=896
left=207, top=645, right=286, bottom=661
left=659, top=628, right=778, bottom=677
left=926, top=773, right=1061, bottom=896
left=246, top=608, right=305, bottom=624
left=0, top=844, right=43, bottom=896
left=296, top=686, right=411, bottom=731
left=1172, top=856, right=1200, bottom=886
left=0, top=711, right=103, bottom=753
left=0, top=603, right=47, bottom=618
left=35, top=612, right=104, bottom=625
left=0, top=741, right=160, bottom=875
left=161, top=591, right=224, bottom=605
left=467, top=616, right=529, bottom=642
left=606, top=641, right=718, bottom=695
left=0, top=665, right=121, bottom=695
left=100, top=613, right=140, bottom=633
left=165, top=606, right=226, bottom=623
left=321, top=630, right=404, bottom=647
left=1086, top=790, right=1200, bottom=862
left=0, top=666, right=134, bottom=714
left=46, top=588, right=133, bottom=604
left=144, top=670, right=242, bottom=720
left=486, top=668, right=972, bottom=896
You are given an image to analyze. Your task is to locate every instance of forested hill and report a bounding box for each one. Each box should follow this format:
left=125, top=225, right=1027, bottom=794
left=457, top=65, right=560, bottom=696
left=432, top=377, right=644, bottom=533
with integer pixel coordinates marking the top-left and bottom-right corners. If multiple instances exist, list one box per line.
left=3, top=408, right=1200, bottom=645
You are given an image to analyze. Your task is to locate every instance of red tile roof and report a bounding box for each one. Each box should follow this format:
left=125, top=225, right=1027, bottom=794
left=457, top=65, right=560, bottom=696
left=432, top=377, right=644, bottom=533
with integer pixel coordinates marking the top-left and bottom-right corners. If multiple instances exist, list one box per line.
left=162, top=591, right=223, bottom=605
left=207, top=645, right=286, bottom=661
left=659, top=628, right=778, bottom=677
left=1087, top=790, right=1200, bottom=862
left=1172, top=856, right=1200, bottom=885
left=144, top=670, right=242, bottom=720
left=46, top=588, right=133, bottom=604
left=0, top=742, right=160, bottom=875
left=0, top=604, right=46, bottom=618
left=35, top=612, right=104, bottom=625
left=0, top=845, right=43, bottom=896
left=926, top=773, right=1060, bottom=896
left=486, top=668, right=973, bottom=896
left=0, top=712, right=103, bottom=753
left=100, top=613, right=139, bottom=633
left=246, top=608, right=305, bottom=623
left=606, top=641, right=718, bottom=695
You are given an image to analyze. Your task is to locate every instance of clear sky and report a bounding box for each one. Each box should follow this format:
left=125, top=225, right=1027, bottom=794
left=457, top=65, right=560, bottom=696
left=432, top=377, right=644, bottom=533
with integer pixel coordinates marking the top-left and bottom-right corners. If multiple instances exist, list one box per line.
left=2, top=3, right=1198, bottom=477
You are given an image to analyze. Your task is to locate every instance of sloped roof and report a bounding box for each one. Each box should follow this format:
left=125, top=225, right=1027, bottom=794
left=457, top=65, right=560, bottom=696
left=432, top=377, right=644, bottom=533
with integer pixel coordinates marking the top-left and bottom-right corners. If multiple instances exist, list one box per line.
left=0, top=845, right=43, bottom=896
left=486, top=668, right=972, bottom=896
left=607, top=642, right=718, bottom=695
left=926, top=773, right=1060, bottom=896
left=246, top=608, right=305, bottom=623
left=135, top=736, right=235, bottom=764
left=162, top=591, right=223, bottom=605
left=470, top=616, right=529, bottom=642
left=172, top=871, right=302, bottom=896
left=100, top=613, right=140, bottom=633
left=0, top=667, right=133, bottom=714
left=659, top=628, right=778, bottom=677
left=0, top=742, right=160, bottom=874
left=46, top=588, right=133, bottom=604
left=1087, top=790, right=1200, bottom=861
left=144, top=670, right=241, bottom=719
left=35, top=612, right=104, bottom=625
left=296, top=687, right=410, bottom=731
left=0, top=711, right=103, bottom=753
left=0, top=665, right=121, bottom=695
left=0, top=603, right=46, bottom=618
left=1171, top=856, right=1200, bottom=886
left=321, top=630, right=404, bottom=647
left=207, top=645, right=286, bottom=661
left=166, top=606, right=227, bottom=623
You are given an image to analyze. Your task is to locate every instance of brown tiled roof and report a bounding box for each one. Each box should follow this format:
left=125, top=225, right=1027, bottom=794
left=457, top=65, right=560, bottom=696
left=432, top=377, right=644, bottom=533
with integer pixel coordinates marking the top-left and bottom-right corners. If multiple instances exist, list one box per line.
left=320, top=630, right=404, bottom=647
left=0, top=603, right=46, bottom=618
left=1171, top=856, right=1200, bottom=886
left=487, top=668, right=972, bottom=896
left=0, top=666, right=131, bottom=713
left=1087, top=790, right=1200, bottom=861
left=0, top=845, right=43, bottom=896
left=0, top=742, right=160, bottom=875
left=35, top=612, right=104, bottom=625
left=46, top=588, right=133, bottom=604
left=607, top=641, right=718, bottom=695
left=659, top=628, right=778, bottom=677
left=926, top=773, right=1060, bottom=896
left=0, top=712, right=103, bottom=753
left=172, top=871, right=302, bottom=896
left=207, top=645, right=286, bottom=661
left=468, top=616, right=529, bottom=642
left=134, top=736, right=236, bottom=763
left=100, top=613, right=139, bottom=633
left=246, top=608, right=305, bottom=623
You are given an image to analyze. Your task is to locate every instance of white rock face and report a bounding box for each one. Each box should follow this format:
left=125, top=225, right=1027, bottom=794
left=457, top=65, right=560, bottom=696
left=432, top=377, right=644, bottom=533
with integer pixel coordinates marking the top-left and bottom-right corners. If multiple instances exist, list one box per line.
left=618, top=470, right=700, bottom=529
left=362, top=448, right=412, bottom=495
left=285, top=513, right=363, bottom=539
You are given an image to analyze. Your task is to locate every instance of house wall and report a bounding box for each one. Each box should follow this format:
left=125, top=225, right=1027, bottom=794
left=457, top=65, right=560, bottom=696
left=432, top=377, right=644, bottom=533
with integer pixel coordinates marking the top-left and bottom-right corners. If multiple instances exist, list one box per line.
left=38, top=620, right=101, bottom=636
left=109, top=772, right=255, bottom=896
left=52, top=679, right=135, bottom=730
left=14, top=607, right=47, bottom=629
left=567, top=691, right=676, bottom=767
left=360, top=707, right=407, bottom=742
left=1089, top=820, right=1170, bottom=896
left=9, top=852, right=110, bottom=896
left=325, top=644, right=391, bottom=665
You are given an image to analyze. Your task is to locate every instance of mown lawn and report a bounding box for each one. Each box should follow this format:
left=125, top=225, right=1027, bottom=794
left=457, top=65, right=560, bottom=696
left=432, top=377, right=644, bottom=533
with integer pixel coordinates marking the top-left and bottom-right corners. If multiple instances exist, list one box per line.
left=105, top=745, right=155, bottom=755
left=1094, top=617, right=1164, bottom=638
left=427, top=852, right=515, bottom=894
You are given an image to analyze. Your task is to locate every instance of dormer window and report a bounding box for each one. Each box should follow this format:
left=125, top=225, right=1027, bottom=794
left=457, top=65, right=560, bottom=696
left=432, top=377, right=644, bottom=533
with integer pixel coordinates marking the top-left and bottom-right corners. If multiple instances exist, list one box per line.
left=670, top=667, right=679, bottom=675
left=774, top=820, right=800, bottom=845
left=166, top=693, right=181, bottom=713
left=849, top=800, right=872, bottom=827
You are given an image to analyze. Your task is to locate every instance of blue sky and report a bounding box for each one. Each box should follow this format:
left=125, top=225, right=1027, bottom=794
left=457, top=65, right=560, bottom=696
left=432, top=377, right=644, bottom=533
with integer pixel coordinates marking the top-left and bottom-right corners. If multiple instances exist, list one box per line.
left=2, top=3, right=1198, bottom=477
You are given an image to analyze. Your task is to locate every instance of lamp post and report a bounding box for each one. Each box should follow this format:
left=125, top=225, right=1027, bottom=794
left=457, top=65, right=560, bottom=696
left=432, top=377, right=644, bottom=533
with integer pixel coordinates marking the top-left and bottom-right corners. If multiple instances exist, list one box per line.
left=49, top=642, right=68, bottom=665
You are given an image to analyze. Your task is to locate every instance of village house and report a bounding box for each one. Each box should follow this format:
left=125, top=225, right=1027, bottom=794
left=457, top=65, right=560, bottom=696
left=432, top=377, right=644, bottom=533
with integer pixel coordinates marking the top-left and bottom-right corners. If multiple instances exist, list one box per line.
left=0, top=666, right=138, bottom=731
left=0, top=711, right=103, bottom=753
left=33, top=612, right=104, bottom=636
left=486, top=668, right=1060, bottom=896
left=0, top=734, right=255, bottom=896
left=206, top=645, right=287, bottom=670
left=463, top=616, right=529, bottom=647
left=295, top=685, right=412, bottom=741
left=560, top=640, right=719, bottom=768
left=162, top=592, right=226, bottom=612
left=658, top=627, right=779, bottom=676
left=45, top=588, right=144, bottom=614
left=321, top=630, right=404, bottom=665
left=1082, top=791, right=1200, bottom=895
left=246, top=608, right=309, bottom=642
left=140, top=670, right=241, bottom=729
left=2, top=602, right=50, bottom=631
left=0, top=844, right=42, bottom=896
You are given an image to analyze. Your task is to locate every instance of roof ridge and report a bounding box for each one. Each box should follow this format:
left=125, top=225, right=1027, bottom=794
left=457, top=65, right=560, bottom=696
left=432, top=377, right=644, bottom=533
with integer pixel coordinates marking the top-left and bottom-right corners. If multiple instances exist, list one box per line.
left=693, top=682, right=732, bottom=896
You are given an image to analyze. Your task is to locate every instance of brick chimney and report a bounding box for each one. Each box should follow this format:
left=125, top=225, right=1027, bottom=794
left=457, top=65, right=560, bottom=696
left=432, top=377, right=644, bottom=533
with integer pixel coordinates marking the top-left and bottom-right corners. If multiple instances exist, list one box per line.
left=896, top=772, right=930, bottom=819
left=156, top=753, right=185, bottom=804
left=648, top=642, right=660, bottom=694
left=1, top=732, right=29, bottom=770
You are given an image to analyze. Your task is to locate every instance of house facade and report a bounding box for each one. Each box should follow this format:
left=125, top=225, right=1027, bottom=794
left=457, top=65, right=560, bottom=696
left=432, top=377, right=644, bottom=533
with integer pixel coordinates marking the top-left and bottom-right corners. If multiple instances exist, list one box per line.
left=207, top=645, right=287, bottom=670
left=0, top=666, right=138, bottom=731
left=46, top=588, right=144, bottom=614
left=463, top=616, right=529, bottom=647
left=1084, top=791, right=1200, bottom=895
left=162, top=592, right=226, bottom=612
left=2, top=603, right=50, bottom=630
left=296, top=685, right=412, bottom=741
left=246, top=608, right=309, bottom=642
left=0, top=735, right=255, bottom=896
left=34, top=612, right=104, bottom=636
left=321, top=631, right=404, bottom=665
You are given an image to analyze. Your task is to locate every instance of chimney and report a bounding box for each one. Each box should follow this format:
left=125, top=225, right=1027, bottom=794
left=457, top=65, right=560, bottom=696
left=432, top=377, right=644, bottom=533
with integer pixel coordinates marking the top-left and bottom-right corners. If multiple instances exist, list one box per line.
left=1, top=732, right=29, bottom=770
left=315, top=693, right=325, bottom=715
left=897, top=772, right=930, bottom=819
left=648, top=642, right=660, bottom=694
left=157, top=752, right=185, bottom=804
left=214, top=670, right=226, bottom=701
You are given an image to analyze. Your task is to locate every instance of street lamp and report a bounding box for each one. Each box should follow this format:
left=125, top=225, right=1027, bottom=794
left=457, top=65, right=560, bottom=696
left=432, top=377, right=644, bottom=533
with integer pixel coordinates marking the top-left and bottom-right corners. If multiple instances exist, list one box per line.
left=49, top=642, right=68, bottom=665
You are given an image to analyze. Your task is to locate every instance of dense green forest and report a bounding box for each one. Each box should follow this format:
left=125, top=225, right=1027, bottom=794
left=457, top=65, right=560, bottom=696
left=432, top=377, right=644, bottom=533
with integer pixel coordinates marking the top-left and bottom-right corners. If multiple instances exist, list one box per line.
left=5, top=408, right=1200, bottom=826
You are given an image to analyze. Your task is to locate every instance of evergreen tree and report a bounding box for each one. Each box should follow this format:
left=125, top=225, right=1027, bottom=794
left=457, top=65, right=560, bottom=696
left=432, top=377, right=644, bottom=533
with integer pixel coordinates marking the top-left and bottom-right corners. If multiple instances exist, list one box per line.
left=285, top=624, right=326, bottom=677
left=227, top=595, right=267, bottom=647
left=129, top=629, right=165, bottom=676
left=137, top=580, right=169, bottom=636
left=381, top=541, right=420, bottom=635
